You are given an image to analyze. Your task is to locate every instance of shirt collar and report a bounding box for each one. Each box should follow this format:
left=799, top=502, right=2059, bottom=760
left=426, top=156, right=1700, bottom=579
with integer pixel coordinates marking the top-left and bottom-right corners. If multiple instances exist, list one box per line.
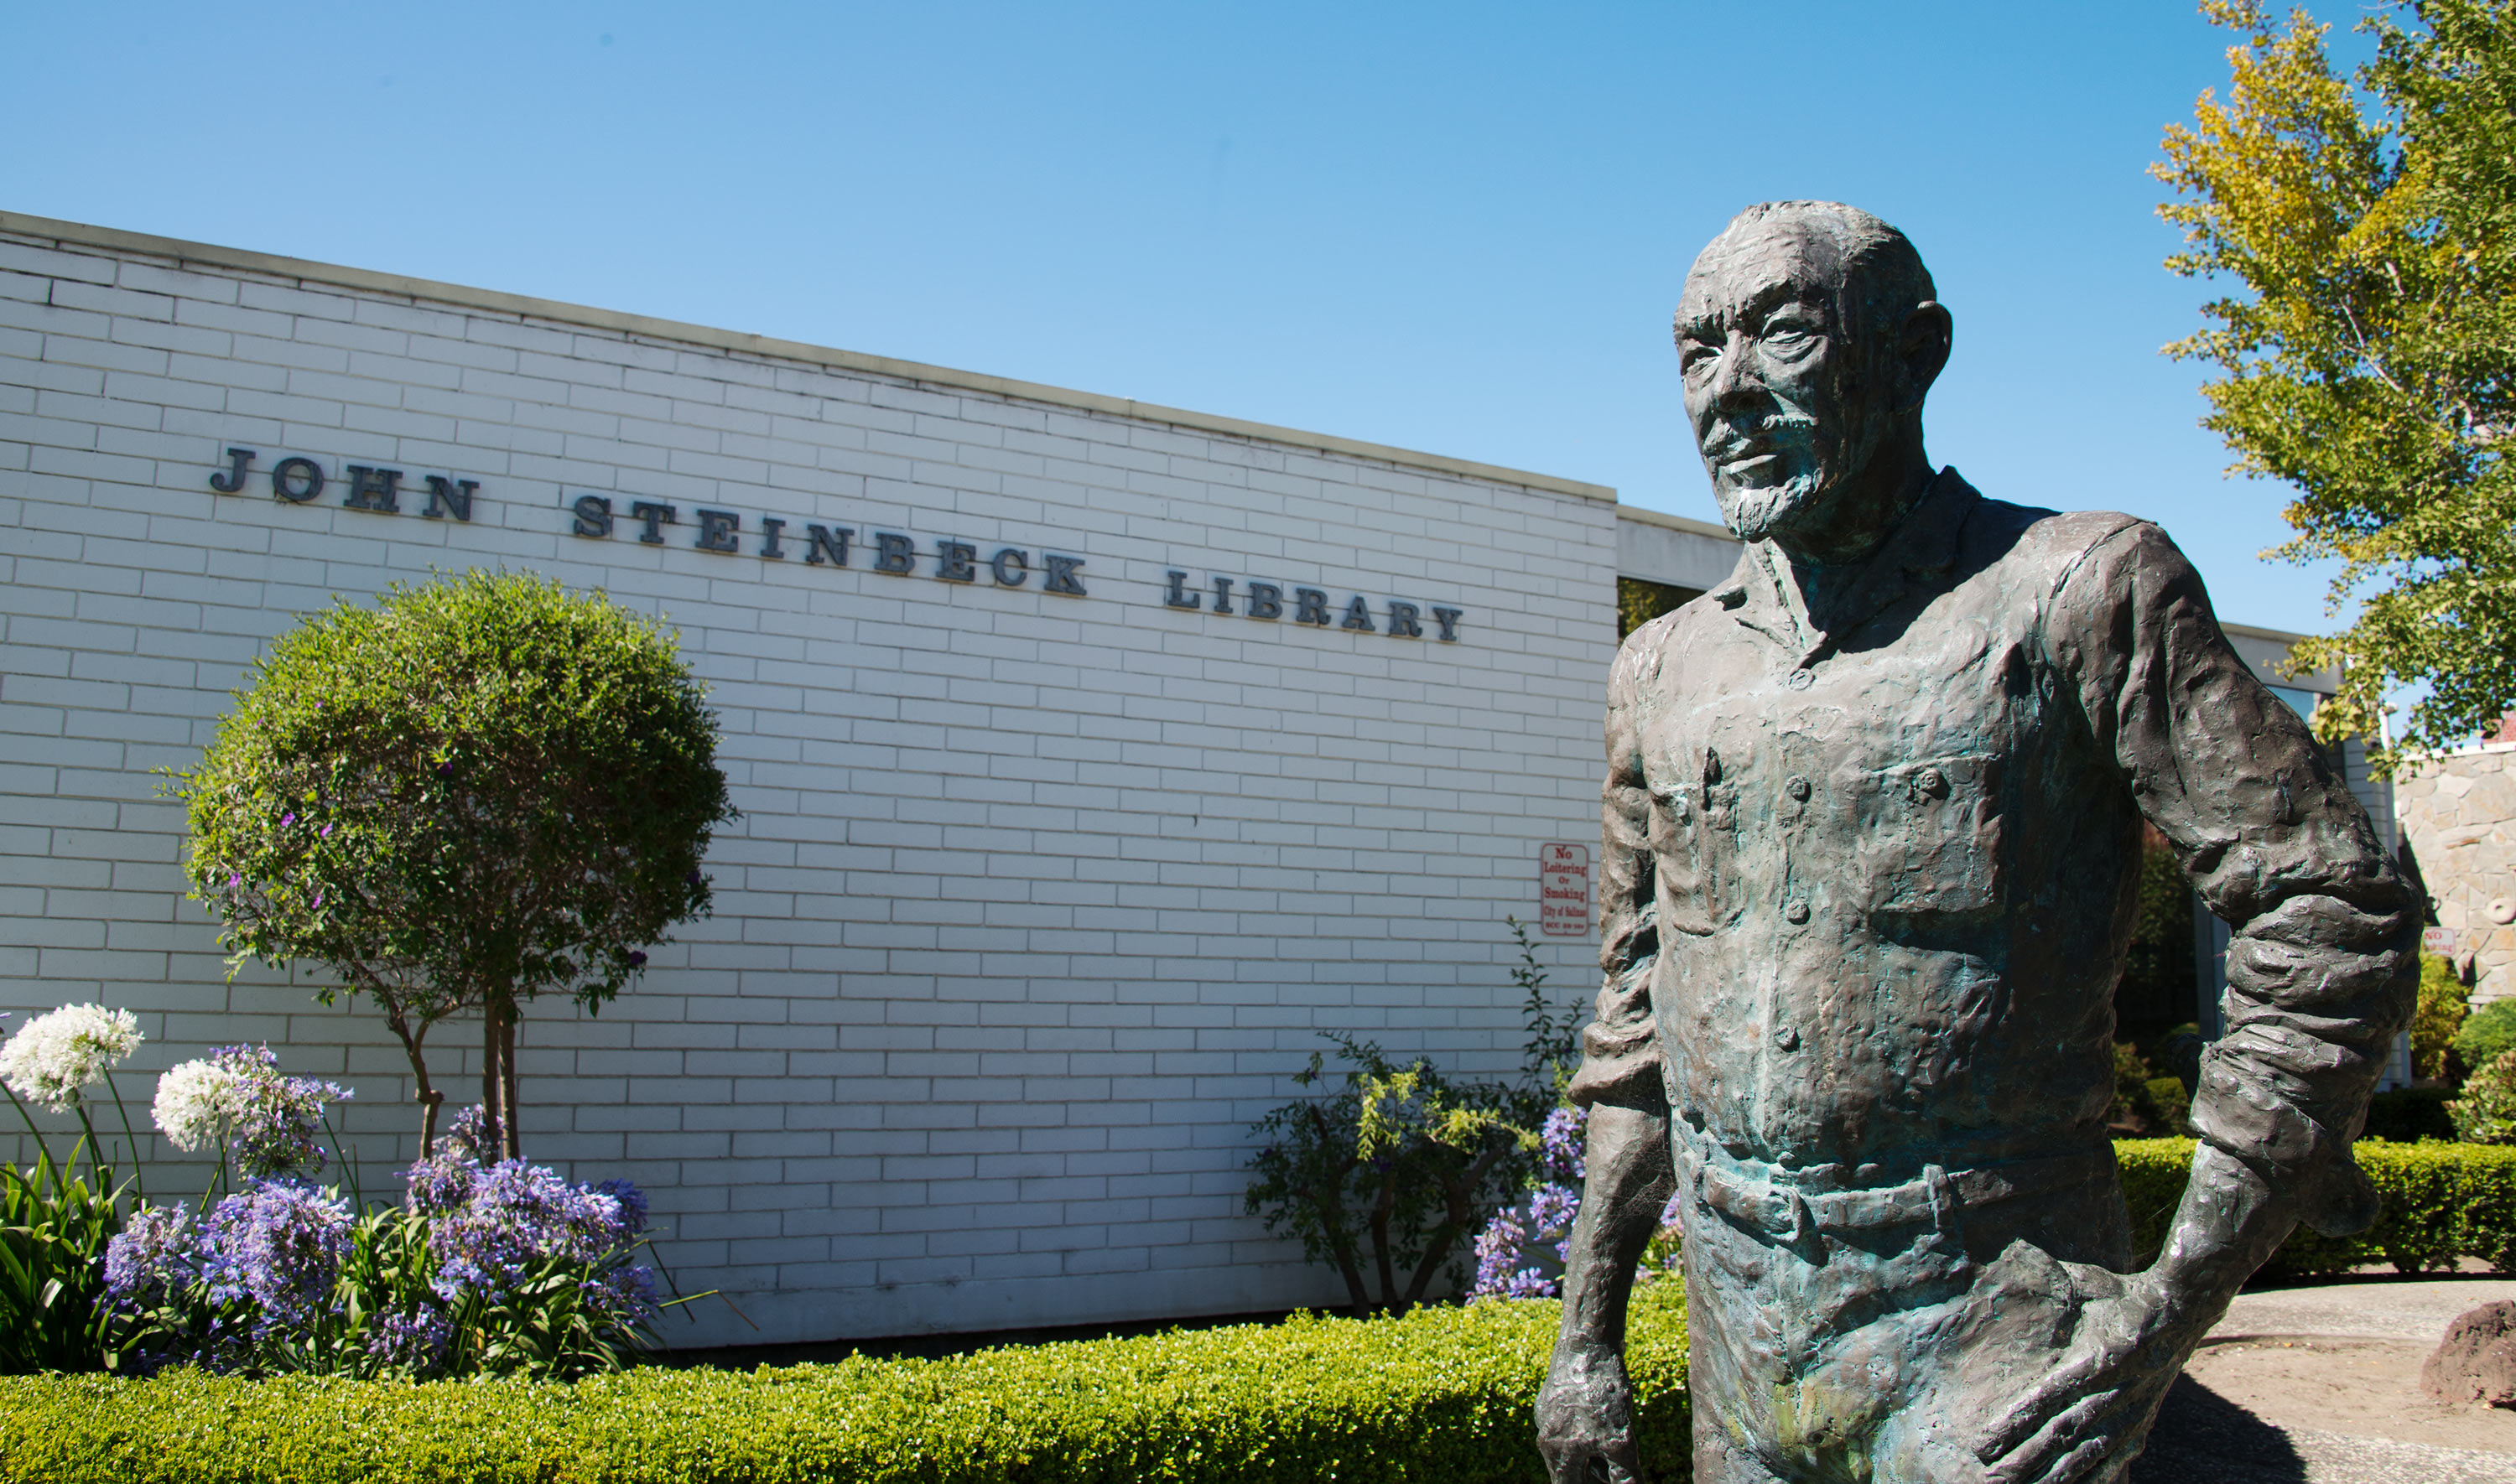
left=1710, top=465, right=1982, bottom=651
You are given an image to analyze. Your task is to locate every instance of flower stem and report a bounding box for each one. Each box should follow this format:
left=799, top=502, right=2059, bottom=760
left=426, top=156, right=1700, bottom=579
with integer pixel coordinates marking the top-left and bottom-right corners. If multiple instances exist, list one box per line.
left=324, top=1108, right=363, bottom=1212
left=101, top=1069, right=148, bottom=1203
left=0, top=1081, right=55, bottom=1178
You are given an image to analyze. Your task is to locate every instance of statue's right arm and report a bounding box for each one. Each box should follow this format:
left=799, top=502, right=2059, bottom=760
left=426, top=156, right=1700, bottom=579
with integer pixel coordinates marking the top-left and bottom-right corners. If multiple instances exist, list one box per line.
left=1536, top=639, right=1677, bottom=1484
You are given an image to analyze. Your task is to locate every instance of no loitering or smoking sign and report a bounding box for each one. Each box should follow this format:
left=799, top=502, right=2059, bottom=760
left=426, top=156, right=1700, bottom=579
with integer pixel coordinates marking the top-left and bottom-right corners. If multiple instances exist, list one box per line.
left=1539, top=843, right=1592, bottom=937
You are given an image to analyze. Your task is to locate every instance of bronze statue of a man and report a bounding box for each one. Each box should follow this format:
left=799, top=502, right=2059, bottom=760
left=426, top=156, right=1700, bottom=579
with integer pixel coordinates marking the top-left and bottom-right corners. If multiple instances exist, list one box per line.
left=1535, top=202, right=2415, bottom=1484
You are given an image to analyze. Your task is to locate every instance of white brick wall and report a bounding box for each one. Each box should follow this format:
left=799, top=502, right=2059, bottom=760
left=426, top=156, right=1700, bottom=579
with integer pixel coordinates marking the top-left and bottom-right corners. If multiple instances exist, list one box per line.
left=0, top=218, right=1617, bottom=1344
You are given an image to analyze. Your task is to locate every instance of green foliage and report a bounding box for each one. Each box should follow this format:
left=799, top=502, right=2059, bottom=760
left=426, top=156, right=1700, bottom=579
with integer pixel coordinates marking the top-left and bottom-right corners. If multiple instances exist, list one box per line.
left=1614, top=577, right=1698, bottom=641
left=171, top=570, right=736, bottom=1150
left=2449, top=1049, right=2516, bottom=1143
left=0, top=1149, right=124, bottom=1374
left=2415, top=952, right=2473, bottom=1078
left=2107, top=1045, right=2191, bottom=1136
left=2119, top=1135, right=2516, bottom=1274
left=0, top=1284, right=1694, bottom=1484
left=1246, top=1035, right=1532, bottom=1314
left=2365, top=1084, right=2459, bottom=1140
left=2452, top=995, right=2516, bottom=1070
left=2155, top=0, right=2516, bottom=771
left=1506, top=916, right=1582, bottom=1100
left=2115, top=834, right=2198, bottom=1035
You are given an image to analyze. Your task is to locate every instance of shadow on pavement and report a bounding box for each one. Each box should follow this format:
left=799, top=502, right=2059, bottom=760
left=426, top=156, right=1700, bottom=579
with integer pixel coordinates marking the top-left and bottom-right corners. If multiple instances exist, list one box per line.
left=2132, top=1373, right=2307, bottom=1484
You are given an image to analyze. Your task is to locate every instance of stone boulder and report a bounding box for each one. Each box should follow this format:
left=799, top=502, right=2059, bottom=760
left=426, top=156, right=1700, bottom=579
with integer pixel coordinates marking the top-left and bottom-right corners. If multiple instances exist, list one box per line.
left=2420, top=1300, right=2516, bottom=1404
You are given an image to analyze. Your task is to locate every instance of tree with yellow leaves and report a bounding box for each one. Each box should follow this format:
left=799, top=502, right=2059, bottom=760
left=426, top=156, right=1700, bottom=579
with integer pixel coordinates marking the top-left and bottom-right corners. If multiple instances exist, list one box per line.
left=2158, top=0, right=2516, bottom=773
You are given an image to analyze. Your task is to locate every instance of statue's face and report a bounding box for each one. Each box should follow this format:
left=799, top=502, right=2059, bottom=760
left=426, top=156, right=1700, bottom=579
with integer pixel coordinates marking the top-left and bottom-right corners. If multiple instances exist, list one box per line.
left=1676, top=221, right=1899, bottom=546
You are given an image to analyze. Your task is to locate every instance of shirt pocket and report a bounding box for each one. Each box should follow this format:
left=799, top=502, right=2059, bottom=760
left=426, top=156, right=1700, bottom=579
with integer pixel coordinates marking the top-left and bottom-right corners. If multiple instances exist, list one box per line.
left=1648, top=781, right=1713, bottom=936
left=1650, top=750, right=1739, bottom=936
left=1857, top=753, right=2005, bottom=918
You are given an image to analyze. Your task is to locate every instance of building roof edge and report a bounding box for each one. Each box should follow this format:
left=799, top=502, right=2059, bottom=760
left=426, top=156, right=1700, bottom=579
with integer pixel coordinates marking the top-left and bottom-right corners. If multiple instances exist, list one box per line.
left=1614, top=505, right=1736, bottom=542
left=0, top=210, right=1619, bottom=506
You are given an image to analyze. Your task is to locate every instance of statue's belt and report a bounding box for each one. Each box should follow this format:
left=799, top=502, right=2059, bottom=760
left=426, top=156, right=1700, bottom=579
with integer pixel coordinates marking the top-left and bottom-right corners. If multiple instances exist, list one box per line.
left=1676, top=1139, right=2113, bottom=1243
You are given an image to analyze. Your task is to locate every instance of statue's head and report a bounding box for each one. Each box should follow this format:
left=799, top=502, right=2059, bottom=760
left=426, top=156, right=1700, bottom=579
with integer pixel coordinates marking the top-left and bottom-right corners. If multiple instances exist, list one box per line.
left=1676, top=202, right=1951, bottom=550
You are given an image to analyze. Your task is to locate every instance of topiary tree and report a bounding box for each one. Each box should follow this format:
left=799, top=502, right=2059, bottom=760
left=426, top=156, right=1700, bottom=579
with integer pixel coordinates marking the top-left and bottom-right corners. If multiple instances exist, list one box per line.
left=174, top=570, right=736, bottom=1160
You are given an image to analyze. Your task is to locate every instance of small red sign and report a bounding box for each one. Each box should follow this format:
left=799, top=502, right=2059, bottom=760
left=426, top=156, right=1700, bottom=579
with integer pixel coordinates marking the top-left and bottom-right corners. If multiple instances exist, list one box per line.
left=2425, top=926, right=2459, bottom=957
left=1539, top=843, right=1591, bottom=937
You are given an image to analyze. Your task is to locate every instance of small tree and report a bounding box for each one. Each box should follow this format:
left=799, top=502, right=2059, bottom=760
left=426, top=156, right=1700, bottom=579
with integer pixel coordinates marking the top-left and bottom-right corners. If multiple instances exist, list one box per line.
left=2155, top=0, right=2516, bottom=770
left=174, top=571, right=736, bottom=1159
left=1245, top=1034, right=1529, bottom=1314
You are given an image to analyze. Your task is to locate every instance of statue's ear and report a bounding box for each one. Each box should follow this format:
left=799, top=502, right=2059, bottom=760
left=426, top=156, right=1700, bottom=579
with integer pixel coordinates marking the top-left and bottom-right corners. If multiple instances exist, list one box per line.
left=1898, top=300, right=1952, bottom=413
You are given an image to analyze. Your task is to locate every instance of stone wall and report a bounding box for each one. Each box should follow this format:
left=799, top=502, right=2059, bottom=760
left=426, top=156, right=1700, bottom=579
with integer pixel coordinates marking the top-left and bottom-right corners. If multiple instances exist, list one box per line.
left=2398, top=745, right=2516, bottom=1004
left=0, top=213, right=1616, bottom=1345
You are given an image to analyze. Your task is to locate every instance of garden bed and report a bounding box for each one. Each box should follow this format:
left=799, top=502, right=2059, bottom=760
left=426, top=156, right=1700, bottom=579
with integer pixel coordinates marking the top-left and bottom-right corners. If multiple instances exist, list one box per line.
left=0, top=1284, right=1693, bottom=1484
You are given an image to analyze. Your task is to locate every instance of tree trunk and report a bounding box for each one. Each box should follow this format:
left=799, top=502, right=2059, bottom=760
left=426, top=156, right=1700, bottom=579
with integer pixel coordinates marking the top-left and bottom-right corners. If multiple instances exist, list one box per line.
left=500, top=1003, right=522, bottom=1161
left=384, top=1006, right=443, bottom=1159
left=481, top=999, right=506, bottom=1158
left=1402, top=1144, right=1508, bottom=1308
left=1368, top=1166, right=1401, bottom=1311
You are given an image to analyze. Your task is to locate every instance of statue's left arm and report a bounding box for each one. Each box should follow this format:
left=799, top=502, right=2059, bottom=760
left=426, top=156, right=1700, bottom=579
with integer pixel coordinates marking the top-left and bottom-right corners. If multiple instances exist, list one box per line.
left=1983, top=521, right=2417, bottom=1481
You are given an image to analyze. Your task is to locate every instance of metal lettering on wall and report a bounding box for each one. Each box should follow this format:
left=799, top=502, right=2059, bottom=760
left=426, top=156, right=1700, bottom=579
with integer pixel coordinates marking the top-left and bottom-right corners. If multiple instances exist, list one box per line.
left=209, top=447, right=478, bottom=521
left=202, top=449, right=1471, bottom=639
left=564, top=493, right=1089, bottom=597
left=1162, top=569, right=1465, bottom=643
left=1538, top=843, right=1591, bottom=937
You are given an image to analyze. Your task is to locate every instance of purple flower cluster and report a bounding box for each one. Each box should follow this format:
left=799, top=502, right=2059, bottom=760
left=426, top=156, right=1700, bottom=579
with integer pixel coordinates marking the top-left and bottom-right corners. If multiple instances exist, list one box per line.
left=102, top=1178, right=352, bottom=1370
left=403, top=1117, right=657, bottom=1332
left=102, top=1108, right=655, bottom=1378
left=197, top=1180, right=353, bottom=1334
left=101, top=1203, right=199, bottom=1312
left=1469, top=1104, right=1687, bottom=1301
left=197, top=1043, right=351, bottom=1178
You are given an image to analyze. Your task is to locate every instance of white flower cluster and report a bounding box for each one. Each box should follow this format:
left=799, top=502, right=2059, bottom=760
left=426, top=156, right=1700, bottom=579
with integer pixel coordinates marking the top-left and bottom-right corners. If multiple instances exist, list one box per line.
left=0, top=1003, right=143, bottom=1112
left=152, top=1056, right=249, bottom=1153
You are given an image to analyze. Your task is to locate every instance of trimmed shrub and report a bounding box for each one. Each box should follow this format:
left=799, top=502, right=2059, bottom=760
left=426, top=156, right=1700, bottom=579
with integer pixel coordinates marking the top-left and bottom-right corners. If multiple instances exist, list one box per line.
left=2119, top=1137, right=2516, bottom=1276
left=0, top=1282, right=1692, bottom=1484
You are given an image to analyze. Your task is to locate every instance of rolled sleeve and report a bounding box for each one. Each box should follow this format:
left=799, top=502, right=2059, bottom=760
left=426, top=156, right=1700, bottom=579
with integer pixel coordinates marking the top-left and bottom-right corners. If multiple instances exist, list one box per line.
left=1570, top=625, right=1670, bottom=1111
left=2051, top=521, right=2415, bottom=1228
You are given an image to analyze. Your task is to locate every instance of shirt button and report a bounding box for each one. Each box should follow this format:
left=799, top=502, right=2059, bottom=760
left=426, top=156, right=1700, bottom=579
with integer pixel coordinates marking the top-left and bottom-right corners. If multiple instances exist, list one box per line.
left=1917, top=766, right=1948, bottom=796
left=1786, top=776, right=1811, bottom=803
left=1786, top=668, right=1814, bottom=691
left=1785, top=899, right=1811, bottom=925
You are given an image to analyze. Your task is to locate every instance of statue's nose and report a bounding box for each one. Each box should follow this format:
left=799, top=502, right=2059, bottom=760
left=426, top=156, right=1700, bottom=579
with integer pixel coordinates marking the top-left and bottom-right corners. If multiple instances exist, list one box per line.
left=1708, top=333, right=1761, bottom=407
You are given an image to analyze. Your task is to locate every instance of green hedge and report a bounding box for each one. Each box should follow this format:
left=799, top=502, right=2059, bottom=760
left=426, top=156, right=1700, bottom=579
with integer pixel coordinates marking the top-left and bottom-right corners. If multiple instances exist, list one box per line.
left=0, top=1284, right=1691, bottom=1484
left=2363, top=1087, right=2458, bottom=1143
left=2118, top=1137, right=2516, bottom=1276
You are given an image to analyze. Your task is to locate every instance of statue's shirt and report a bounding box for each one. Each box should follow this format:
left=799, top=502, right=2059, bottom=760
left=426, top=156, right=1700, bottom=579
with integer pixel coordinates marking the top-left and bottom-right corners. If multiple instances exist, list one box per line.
left=1575, top=469, right=2408, bottom=1181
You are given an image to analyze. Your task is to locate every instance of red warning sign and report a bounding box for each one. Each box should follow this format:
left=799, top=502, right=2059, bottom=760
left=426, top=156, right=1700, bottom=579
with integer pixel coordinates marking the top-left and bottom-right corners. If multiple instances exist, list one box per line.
left=1539, top=843, right=1591, bottom=937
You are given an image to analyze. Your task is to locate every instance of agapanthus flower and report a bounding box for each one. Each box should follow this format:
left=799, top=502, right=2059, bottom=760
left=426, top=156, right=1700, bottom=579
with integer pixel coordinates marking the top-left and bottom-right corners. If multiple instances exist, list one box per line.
left=103, top=1201, right=200, bottom=1310
left=419, top=1154, right=648, bottom=1319
left=0, top=1003, right=142, bottom=1111
left=442, top=1103, right=498, bottom=1160
left=153, top=1045, right=348, bottom=1175
left=366, top=1304, right=455, bottom=1371
left=1537, top=1105, right=1586, bottom=1184
left=153, top=1054, right=249, bottom=1152
left=196, top=1178, right=352, bottom=1336
left=590, top=1177, right=649, bottom=1234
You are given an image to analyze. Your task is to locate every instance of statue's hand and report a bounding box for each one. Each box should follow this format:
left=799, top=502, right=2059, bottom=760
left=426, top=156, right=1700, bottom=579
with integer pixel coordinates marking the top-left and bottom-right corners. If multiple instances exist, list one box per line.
left=1536, top=1342, right=1645, bottom=1484
left=1961, top=1245, right=2195, bottom=1484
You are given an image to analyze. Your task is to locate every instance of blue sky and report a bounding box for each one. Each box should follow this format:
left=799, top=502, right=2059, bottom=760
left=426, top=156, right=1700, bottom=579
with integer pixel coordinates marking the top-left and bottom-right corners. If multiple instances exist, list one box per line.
left=1, top=2, right=2371, bottom=633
